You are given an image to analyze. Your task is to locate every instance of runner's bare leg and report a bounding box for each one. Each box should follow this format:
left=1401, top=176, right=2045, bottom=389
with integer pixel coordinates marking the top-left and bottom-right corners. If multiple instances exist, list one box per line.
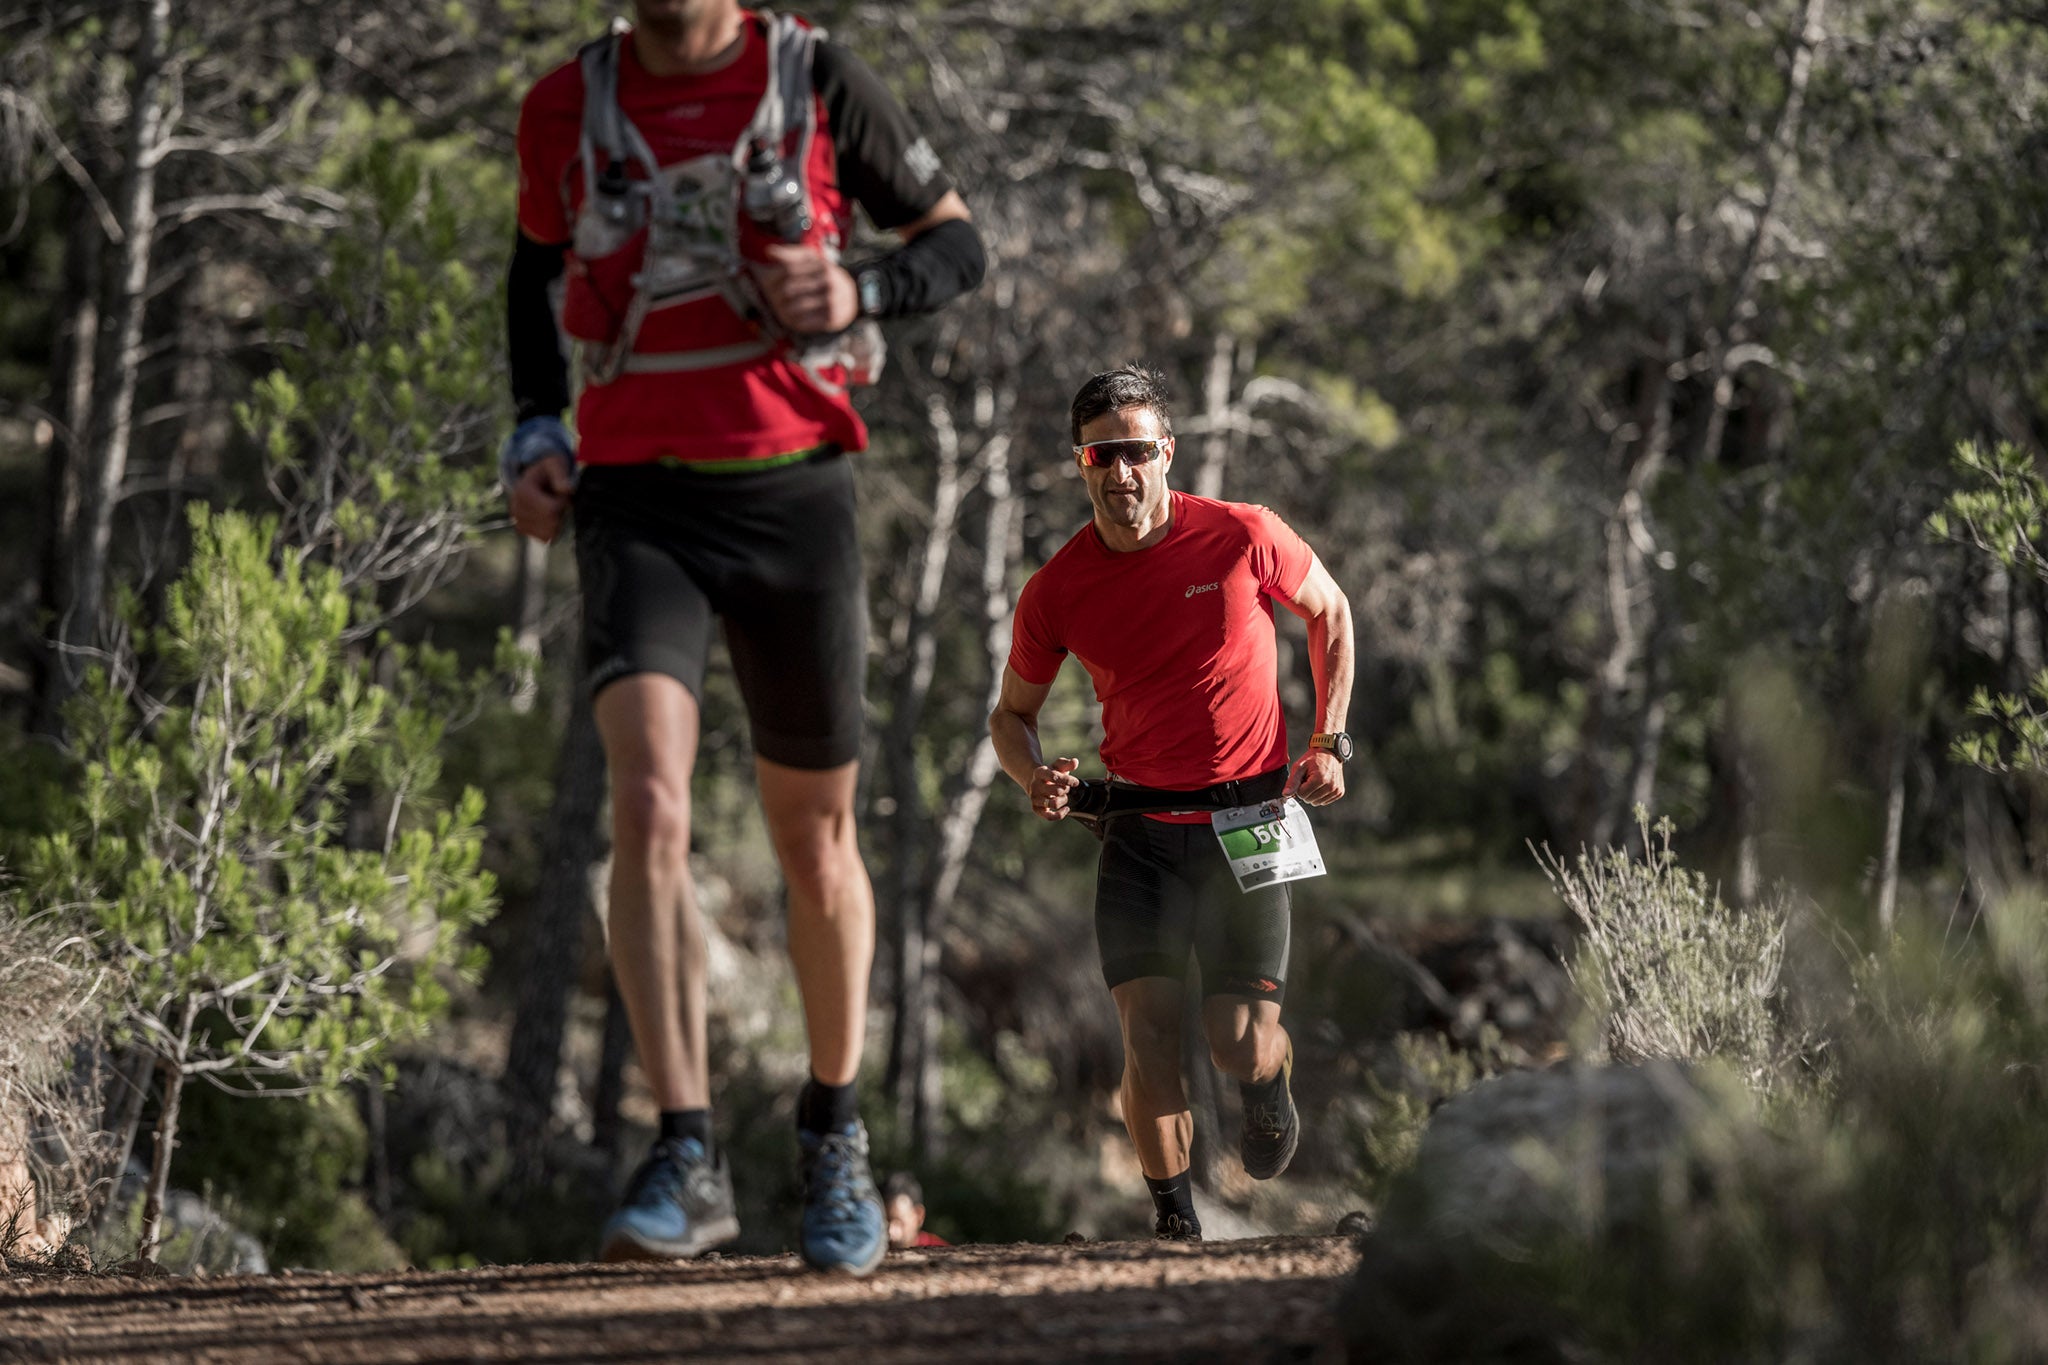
left=594, top=674, right=710, bottom=1111
left=1110, top=977, right=1193, bottom=1178
left=1201, top=996, right=1288, bottom=1085
left=756, top=757, right=872, bottom=1087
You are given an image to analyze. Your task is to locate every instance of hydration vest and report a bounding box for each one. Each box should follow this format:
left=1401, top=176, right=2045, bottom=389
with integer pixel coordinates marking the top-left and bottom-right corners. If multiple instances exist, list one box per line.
left=560, top=10, right=884, bottom=392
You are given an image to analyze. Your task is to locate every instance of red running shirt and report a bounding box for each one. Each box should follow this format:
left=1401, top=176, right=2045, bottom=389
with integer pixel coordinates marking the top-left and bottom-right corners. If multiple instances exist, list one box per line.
left=1008, top=493, right=1315, bottom=822
left=515, top=17, right=948, bottom=465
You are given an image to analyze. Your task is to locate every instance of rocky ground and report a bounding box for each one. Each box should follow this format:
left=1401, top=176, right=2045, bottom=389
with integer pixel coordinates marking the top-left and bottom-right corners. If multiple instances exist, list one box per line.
left=0, top=1234, right=1358, bottom=1363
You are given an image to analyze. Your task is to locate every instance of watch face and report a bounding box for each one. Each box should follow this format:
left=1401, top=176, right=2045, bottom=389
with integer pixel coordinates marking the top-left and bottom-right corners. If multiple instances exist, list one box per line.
left=1335, top=733, right=1354, bottom=762
left=858, top=269, right=884, bottom=316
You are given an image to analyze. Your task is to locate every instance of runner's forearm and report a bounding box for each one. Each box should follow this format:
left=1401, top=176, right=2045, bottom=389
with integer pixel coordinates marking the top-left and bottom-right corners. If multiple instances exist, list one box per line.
left=989, top=706, right=1048, bottom=792
left=1306, top=590, right=1355, bottom=736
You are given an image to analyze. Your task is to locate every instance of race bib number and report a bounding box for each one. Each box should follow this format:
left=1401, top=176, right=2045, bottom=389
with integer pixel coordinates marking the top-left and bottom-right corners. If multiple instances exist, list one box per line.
left=1211, top=798, right=1326, bottom=893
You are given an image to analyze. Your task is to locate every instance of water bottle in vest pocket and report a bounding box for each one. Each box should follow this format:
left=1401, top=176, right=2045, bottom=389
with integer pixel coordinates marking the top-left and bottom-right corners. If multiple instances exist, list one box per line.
left=562, top=168, right=650, bottom=347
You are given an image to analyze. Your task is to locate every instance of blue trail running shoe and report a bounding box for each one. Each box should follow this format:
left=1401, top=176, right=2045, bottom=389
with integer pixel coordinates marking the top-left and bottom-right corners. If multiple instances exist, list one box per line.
left=599, top=1137, right=740, bottom=1262
left=797, top=1121, right=888, bottom=1276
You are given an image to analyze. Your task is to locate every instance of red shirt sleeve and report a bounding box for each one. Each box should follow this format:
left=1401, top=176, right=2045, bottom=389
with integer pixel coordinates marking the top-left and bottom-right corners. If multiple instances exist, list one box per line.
left=1006, top=570, right=1067, bottom=685
left=1247, top=505, right=1314, bottom=601
left=516, top=66, right=583, bottom=246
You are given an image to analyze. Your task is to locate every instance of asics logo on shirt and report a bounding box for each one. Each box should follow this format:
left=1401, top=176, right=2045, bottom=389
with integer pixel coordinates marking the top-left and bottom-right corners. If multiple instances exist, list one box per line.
left=1184, top=582, right=1219, bottom=599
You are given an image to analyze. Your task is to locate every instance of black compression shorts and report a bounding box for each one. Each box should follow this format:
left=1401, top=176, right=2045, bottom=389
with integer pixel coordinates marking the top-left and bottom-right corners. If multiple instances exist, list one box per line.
left=1094, top=815, right=1291, bottom=1002
left=572, top=450, right=866, bottom=770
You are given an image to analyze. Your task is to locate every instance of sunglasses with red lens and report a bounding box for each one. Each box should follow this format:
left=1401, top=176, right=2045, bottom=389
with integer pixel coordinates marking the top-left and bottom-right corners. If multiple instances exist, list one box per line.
left=1073, top=437, right=1169, bottom=468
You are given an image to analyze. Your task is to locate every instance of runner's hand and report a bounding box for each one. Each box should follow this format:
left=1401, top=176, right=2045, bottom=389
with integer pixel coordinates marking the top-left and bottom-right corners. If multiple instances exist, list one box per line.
left=1285, top=749, right=1345, bottom=807
left=511, top=454, right=574, bottom=544
left=1029, top=757, right=1081, bottom=822
left=758, top=244, right=860, bottom=334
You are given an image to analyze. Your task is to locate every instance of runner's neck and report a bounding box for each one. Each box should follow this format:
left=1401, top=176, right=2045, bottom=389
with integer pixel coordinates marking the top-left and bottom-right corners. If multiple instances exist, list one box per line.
left=631, top=9, right=748, bottom=77
left=1092, top=492, right=1176, bottom=554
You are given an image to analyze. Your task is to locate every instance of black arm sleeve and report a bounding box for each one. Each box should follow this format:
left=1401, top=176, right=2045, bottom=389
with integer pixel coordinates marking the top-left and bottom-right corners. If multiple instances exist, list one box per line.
left=853, top=217, right=986, bottom=318
left=507, top=232, right=570, bottom=424
left=812, top=40, right=953, bottom=229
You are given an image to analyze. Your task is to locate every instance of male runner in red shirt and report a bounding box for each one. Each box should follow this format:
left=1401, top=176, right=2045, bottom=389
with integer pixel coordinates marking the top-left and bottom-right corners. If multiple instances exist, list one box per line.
left=990, top=365, right=1356, bottom=1240
left=502, top=0, right=984, bottom=1274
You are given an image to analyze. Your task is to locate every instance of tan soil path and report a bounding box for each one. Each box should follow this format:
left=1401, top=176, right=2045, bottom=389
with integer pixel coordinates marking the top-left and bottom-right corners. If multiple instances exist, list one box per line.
left=1, top=1234, right=1356, bottom=1363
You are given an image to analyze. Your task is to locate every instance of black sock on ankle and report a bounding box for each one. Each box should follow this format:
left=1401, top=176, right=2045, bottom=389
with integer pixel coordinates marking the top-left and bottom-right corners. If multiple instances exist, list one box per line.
left=796, top=1077, right=859, bottom=1134
left=659, top=1108, right=714, bottom=1159
left=1241, top=1070, right=1284, bottom=1104
left=1144, top=1169, right=1197, bottom=1221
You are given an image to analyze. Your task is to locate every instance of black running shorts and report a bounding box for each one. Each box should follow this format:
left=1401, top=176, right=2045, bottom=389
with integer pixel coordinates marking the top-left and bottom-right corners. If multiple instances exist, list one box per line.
left=1094, top=815, right=1291, bottom=1001
left=572, top=451, right=867, bottom=770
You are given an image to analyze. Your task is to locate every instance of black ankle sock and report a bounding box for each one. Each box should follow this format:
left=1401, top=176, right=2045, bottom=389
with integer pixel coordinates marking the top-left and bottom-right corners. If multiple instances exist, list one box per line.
left=796, top=1077, right=859, bottom=1134
left=659, top=1108, right=714, bottom=1159
left=1144, top=1169, right=1197, bottom=1220
left=1241, top=1070, right=1284, bottom=1104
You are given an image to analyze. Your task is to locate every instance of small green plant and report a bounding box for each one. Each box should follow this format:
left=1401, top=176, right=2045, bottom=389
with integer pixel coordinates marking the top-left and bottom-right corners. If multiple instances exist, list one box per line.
left=1354, top=1027, right=1506, bottom=1198
left=1536, top=810, right=1797, bottom=1093
left=1934, top=441, right=2048, bottom=774
left=24, top=508, right=495, bottom=1262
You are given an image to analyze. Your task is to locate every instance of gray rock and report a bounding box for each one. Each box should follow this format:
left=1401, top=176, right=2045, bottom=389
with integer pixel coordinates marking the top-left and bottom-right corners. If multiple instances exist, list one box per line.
left=1386, top=1061, right=1751, bottom=1252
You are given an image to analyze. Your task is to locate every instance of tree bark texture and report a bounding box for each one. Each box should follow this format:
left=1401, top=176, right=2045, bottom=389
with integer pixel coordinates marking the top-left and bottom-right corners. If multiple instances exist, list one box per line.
left=503, top=690, right=607, bottom=1181
left=884, top=392, right=971, bottom=1129
left=35, top=207, right=102, bottom=724
left=137, top=1052, right=182, bottom=1263
left=51, top=0, right=174, bottom=717
left=908, top=427, right=1019, bottom=1157
left=90, top=1048, right=154, bottom=1234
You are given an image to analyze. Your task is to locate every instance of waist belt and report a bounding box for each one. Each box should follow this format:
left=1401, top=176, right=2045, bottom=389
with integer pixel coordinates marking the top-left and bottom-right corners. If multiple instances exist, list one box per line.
left=1067, top=766, right=1290, bottom=822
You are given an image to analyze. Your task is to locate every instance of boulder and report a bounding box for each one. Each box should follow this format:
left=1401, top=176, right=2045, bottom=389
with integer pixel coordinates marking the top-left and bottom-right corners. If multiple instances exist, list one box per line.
left=1384, top=1060, right=1750, bottom=1250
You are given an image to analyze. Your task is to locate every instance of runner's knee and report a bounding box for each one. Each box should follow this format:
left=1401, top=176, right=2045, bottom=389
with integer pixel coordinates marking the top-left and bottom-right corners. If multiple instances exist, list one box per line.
left=774, top=812, right=861, bottom=906
left=611, top=772, right=692, bottom=864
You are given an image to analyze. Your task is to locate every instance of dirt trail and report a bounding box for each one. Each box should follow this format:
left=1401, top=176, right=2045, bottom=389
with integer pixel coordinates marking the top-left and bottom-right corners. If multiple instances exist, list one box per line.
left=1, top=1234, right=1355, bottom=1363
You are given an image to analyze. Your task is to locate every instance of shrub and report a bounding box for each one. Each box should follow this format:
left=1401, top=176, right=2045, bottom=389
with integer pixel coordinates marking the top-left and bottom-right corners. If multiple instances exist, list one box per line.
left=1536, top=810, right=1799, bottom=1092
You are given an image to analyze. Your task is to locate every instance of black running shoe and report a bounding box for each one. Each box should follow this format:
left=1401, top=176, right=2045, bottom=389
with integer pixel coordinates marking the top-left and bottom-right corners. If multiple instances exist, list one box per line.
left=599, top=1137, right=740, bottom=1262
left=1240, top=1041, right=1299, bottom=1180
left=1154, top=1209, right=1203, bottom=1242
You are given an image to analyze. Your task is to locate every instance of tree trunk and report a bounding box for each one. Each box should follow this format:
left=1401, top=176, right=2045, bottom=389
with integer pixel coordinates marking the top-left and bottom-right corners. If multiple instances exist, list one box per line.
left=592, top=977, right=632, bottom=1159
left=1192, top=331, right=1237, bottom=500
left=1696, top=0, right=1826, bottom=465
left=137, top=1053, right=182, bottom=1264
left=509, top=538, right=549, bottom=715
left=1875, top=729, right=1907, bottom=936
left=1581, top=323, right=1677, bottom=849
left=907, top=429, right=1019, bottom=1157
left=885, top=392, right=972, bottom=1128
left=50, top=0, right=174, bottom=719
left=503, top=691, right=607, bottom=1181
left=90, top=1048, right=154, bottom=1234
left=35, top=204, right=104, bottom=728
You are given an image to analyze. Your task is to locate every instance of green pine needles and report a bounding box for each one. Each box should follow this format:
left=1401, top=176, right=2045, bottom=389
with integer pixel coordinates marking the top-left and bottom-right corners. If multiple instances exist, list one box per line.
left=27, top=508, right=496, bottom=1259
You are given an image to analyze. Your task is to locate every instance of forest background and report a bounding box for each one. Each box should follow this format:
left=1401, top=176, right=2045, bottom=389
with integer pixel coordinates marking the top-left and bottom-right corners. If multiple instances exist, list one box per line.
left=1, top=0, right=2046, bottom=1298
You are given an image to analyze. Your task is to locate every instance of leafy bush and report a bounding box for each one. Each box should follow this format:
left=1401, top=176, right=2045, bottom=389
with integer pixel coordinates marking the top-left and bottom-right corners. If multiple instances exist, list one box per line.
left=1537, top=811, right=1800, bottom=1092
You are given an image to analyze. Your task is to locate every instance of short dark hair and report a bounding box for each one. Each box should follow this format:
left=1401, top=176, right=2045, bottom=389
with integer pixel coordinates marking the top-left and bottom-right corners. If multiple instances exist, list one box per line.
left=883, top=1171, right=924, bottom=1205
left=1070, top=364, right=1173, bottom=446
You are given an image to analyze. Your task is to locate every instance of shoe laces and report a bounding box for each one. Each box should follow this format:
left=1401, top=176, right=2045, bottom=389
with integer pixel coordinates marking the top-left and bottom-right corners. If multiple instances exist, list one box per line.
left=804, top=1130, right=872, bottom=1218
left=628, top=1139, right=710, bottom=1206
left=1246, top=1099, right=1286, bottom=1138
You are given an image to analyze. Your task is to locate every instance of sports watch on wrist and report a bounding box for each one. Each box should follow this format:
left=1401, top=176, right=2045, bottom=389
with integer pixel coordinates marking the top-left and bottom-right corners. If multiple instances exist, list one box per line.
left=1308, top=731, right=1354, bottom=763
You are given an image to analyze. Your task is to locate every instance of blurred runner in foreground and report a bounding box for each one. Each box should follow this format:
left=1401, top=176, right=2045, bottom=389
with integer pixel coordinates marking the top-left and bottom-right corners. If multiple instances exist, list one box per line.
left=504, top=0, right=984, bottom=1274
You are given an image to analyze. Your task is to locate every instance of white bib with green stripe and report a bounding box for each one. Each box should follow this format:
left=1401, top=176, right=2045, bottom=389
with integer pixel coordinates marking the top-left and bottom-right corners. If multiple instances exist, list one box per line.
left=1210, top=798, right=1326, bottom=893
